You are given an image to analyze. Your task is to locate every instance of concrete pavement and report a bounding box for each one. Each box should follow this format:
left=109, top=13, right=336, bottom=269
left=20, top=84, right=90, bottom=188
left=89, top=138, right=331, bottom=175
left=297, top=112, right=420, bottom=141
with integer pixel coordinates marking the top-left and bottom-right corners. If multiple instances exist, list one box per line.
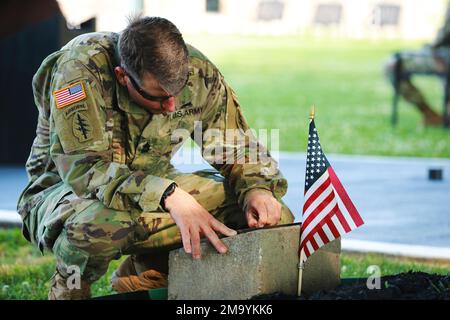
left=1, top=151, right=449, bottom=258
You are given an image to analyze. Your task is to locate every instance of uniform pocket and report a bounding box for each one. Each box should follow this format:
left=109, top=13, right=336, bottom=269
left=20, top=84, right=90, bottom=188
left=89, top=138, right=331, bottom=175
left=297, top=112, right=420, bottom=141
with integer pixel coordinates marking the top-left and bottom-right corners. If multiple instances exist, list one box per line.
left=23, top=197, right=46, bottom=246
left=34, top=184, right=73, bottom=252
left=39, top=192, right=74, bottom=251
left=40, top=192, right=95, bottom=251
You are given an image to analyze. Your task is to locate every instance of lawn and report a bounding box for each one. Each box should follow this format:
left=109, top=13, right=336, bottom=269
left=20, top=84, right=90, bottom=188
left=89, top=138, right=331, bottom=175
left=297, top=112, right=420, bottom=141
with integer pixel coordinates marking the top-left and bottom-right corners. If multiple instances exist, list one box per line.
left=1, top=228, right=449, bottom=299
left=184, top=34, right=450, bottom=157
left=0, top=228, right=122, bottom=299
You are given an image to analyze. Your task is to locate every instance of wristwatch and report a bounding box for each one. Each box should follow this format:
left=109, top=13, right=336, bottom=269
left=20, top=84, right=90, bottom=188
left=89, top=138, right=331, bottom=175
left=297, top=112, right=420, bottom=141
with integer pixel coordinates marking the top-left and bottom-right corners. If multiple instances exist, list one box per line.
left=160, top=182, right=177, bottom=211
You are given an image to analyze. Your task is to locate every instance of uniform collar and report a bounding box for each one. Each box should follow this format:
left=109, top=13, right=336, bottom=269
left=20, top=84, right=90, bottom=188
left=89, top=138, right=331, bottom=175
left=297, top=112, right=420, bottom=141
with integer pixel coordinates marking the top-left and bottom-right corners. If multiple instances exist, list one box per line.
left=115, top=84, right=148, bottom=115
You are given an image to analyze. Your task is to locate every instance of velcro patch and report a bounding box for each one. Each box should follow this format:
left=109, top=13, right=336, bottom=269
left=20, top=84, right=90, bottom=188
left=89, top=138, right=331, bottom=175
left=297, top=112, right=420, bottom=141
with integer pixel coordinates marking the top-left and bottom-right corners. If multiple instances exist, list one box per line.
left=53, top=81, right=87, bottom=109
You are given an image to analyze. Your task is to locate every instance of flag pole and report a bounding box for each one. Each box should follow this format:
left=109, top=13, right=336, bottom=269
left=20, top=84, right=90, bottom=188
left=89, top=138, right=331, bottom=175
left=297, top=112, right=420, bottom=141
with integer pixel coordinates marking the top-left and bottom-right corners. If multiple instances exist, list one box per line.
left=297, top=106, right=316, bottom=297
left=297, top=250, right=306, bottom=296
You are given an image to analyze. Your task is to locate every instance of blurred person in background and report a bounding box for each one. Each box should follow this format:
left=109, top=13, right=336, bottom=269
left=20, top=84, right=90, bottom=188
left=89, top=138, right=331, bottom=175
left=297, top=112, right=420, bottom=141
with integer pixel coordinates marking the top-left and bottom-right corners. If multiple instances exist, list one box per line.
left=384, top=2, right=450, bottom=126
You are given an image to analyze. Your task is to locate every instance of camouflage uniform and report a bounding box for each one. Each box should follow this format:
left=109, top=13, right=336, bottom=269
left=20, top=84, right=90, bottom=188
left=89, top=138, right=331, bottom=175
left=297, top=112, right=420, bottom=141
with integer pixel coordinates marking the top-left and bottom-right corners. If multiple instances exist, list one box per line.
left=384, top=3, right=450, bottom=124
left=17, top=32, right=294, bottom=285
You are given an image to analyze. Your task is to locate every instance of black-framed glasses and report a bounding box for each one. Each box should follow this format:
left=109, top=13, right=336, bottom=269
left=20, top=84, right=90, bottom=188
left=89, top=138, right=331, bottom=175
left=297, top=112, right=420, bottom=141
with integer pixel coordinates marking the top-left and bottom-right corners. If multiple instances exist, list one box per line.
left=127, top=73, right=173, bottom=102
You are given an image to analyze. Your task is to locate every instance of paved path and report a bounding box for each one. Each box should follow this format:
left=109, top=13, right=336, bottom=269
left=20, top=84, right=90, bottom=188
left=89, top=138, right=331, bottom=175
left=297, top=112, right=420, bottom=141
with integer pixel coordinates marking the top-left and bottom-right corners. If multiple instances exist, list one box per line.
left=1, top=151, right=449, bottom=255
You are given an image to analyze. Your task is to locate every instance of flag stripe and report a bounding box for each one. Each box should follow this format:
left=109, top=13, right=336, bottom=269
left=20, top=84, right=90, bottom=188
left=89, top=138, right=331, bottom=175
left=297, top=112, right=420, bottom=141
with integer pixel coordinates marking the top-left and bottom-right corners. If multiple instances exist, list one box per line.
left=327, top=218, right=340, bottom=239
left=306, top=241, right=314, bottom=255
left=323, top=223, right=335, bottom=242
left=56, top=92, right=85, bottom=104
left=301, top=196, right=337, bottom=243
left=310, top=237, right=319, bottom=251
left=317, top=227, right=329, bottom=244
left=336, top=195, right=358, bottom=230
left=331, top=215, right=346, bottom=235
left=56, top=92, right=84, bottom=100
left=300, top=203, right=339, bottom=249
left=55, top=94, right=86, bottom=107
left=303, top=177, right=331, bottom=213
left=302, top=185, right=334, bottom=230
left=335, top=208, right=351, bottom=233
left=55, top=90, right=84, bottom=99
left=304, top=246, right=310, bottom=258
left=328, top=166, right=364, bottom=227
left=314, top=233, right=324, bottom=247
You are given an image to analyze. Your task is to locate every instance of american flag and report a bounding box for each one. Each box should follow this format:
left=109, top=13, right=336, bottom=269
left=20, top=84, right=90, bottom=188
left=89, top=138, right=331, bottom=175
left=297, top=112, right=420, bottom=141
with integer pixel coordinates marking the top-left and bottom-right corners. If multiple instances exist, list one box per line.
left=53, top=82, right=86, bottom=109
left=300, top=118, right=364, bottom=263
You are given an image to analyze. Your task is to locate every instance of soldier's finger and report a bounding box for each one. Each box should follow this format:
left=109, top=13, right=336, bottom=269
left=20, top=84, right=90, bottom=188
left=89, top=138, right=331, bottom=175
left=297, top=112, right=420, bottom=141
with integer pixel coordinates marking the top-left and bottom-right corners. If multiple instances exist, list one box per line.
left=210, top=219, right=237, bottom=237
left=180, top=226, right=192, bottom=254
left=202, top=225, right=227, bottom=254
left=190, top=227, right=201, bottom=260
left=254, top=202, right=268, bottom=227
left=266, top=201, right=280, bottom=225
left=246, top=209, right=259, bottom=228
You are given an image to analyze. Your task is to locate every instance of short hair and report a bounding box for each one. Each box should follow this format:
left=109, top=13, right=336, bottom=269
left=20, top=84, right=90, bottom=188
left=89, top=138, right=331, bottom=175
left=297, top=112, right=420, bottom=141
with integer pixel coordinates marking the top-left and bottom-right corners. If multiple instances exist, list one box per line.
left=118, top=16, right=189, bottom=95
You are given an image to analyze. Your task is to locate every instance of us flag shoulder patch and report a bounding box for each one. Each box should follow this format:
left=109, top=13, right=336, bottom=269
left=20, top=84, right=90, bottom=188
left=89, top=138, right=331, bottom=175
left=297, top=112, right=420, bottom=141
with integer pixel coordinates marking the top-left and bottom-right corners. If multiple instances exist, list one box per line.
left=53, top=81, right=87, bottom=109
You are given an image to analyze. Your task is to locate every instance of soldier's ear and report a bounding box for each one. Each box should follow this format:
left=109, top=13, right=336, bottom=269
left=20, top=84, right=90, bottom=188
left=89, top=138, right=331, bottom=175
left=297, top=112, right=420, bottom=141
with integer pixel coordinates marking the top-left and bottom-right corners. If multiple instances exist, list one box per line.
left=114, top=66, right=127, bottom=86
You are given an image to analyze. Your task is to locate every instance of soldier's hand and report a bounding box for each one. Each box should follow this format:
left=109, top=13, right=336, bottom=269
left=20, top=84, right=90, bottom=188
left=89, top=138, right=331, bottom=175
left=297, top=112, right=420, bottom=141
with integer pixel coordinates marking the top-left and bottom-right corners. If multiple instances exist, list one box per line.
left=244, top=189, right=282, bottom=228
left=164, top=187, right=237, bottom=259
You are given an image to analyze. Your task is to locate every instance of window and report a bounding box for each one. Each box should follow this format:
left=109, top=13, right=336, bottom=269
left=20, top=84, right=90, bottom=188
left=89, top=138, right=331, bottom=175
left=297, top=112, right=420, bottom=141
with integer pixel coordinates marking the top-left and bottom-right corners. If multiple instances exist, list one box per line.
left=257, top=1, right=284, bottom=21
left=206, top=0, right=220, bottom=13
left=372, top=4, right=401, bottom=27
left=314, top=3, right=343, bottom=26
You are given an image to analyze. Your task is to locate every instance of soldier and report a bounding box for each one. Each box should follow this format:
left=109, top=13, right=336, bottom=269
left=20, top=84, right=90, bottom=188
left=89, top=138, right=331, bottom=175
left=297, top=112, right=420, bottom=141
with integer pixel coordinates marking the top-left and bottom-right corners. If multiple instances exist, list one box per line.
left=17, top=17, right=294, bottom=299
left=384, top=3, right=450, bottom=126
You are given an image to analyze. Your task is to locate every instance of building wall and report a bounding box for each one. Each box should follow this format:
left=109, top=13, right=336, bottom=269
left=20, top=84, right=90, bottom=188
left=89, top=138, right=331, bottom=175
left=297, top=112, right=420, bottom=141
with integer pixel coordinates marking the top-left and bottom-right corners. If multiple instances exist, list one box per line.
left=57, top=0, right=448, bottom=41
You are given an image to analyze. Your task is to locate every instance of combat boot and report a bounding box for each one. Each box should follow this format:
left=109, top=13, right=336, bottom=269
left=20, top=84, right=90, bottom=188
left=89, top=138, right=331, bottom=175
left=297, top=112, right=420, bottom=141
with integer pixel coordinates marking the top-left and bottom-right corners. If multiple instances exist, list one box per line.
left=48, top=271, right=91, bottom=300
left=111, top=253, right=168, bottom=293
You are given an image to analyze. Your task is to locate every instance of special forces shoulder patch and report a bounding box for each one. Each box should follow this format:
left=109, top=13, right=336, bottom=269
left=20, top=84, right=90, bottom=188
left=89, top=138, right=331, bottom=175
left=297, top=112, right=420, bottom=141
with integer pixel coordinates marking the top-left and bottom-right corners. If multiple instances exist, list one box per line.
left=53, top=81, right=87, bottom=109
left=72, top=112, right=92, bottom=142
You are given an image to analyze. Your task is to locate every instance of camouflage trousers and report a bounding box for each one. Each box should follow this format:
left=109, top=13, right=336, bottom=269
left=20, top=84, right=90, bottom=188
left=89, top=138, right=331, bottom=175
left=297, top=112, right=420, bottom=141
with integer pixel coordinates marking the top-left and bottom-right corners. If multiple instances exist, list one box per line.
left=25, top=169, right=294, bottom=283
left=384, top=46, right=450, bottom=111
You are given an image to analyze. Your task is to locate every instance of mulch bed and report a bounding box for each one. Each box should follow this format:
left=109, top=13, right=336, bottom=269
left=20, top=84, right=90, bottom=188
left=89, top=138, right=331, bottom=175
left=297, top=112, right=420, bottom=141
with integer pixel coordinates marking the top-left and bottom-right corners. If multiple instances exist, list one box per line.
left=253, top=272, right=450, bottom=300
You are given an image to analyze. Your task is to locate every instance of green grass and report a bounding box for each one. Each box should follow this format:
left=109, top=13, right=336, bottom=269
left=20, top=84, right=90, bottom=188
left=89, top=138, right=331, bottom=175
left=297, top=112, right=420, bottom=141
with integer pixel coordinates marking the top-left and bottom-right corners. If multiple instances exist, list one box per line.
left=341, top=252, right=450, bottom=279
left=0, top=228, right=123, bottom=299
left=1, top=228, right=449, bottom=299
left=184, top=34, right=450, bottom=158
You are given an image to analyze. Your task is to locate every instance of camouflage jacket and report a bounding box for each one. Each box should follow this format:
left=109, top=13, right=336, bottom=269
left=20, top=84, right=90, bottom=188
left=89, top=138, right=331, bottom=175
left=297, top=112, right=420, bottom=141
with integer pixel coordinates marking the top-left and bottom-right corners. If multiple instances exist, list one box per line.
left=17, top=32, right=287, bottom=219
